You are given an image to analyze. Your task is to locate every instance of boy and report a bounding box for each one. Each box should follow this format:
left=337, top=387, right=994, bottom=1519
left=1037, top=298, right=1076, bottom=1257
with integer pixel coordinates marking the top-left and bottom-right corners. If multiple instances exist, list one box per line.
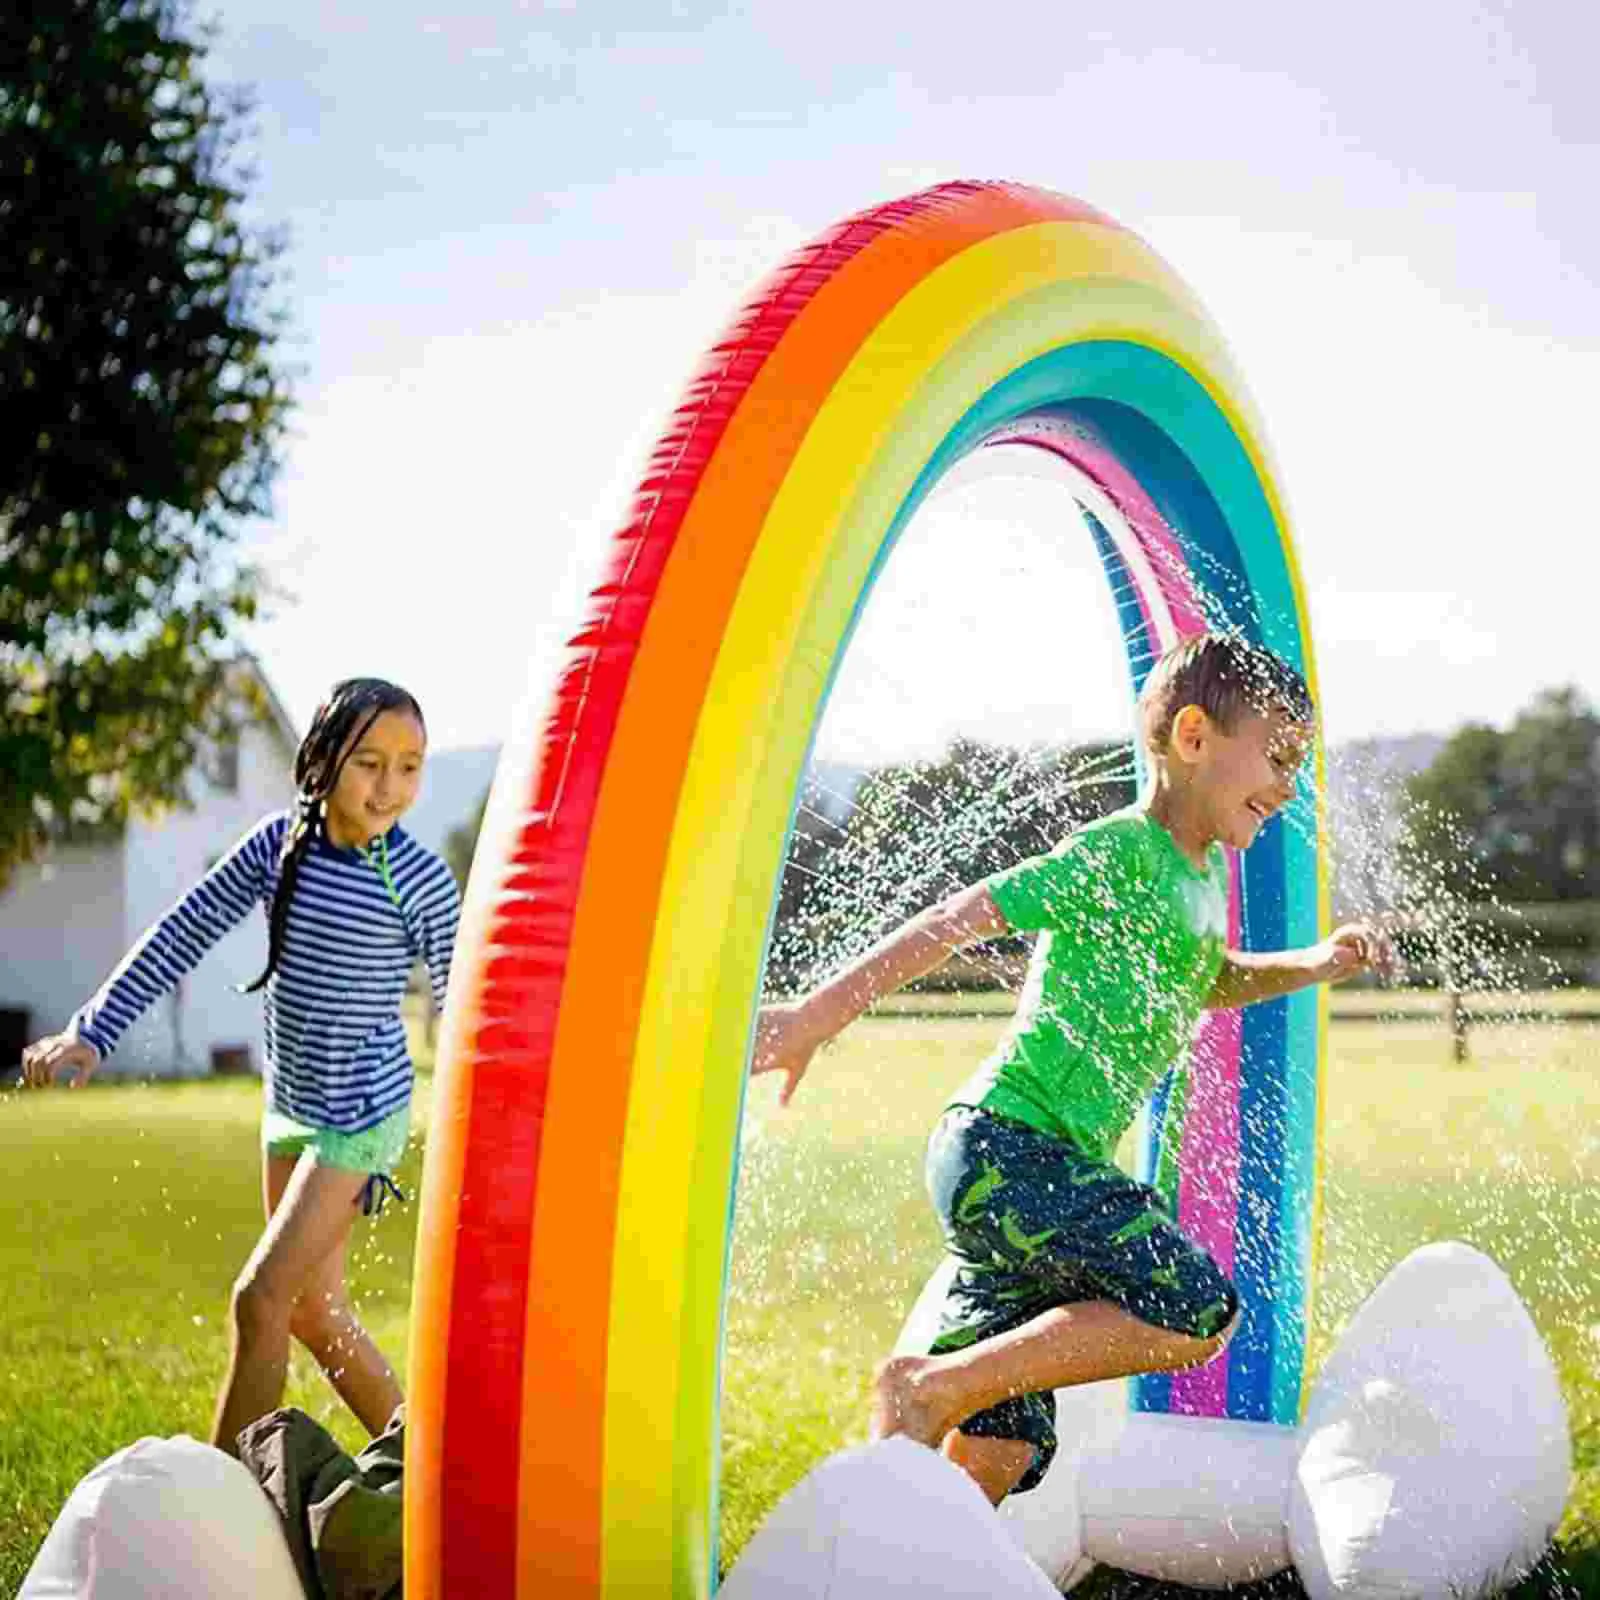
left=752, top=633, right=1394, bottom=1505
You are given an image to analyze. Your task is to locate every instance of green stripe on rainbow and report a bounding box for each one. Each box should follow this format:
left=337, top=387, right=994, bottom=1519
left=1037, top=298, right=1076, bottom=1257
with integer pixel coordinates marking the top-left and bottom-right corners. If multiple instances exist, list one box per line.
left=405, top=182, right=1329, bottom=1600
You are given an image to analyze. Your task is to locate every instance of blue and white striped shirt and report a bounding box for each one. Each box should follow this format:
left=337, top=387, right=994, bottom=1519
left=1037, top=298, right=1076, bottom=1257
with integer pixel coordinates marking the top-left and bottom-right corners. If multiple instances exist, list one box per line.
left=72, top=812, right=460, bottom=1133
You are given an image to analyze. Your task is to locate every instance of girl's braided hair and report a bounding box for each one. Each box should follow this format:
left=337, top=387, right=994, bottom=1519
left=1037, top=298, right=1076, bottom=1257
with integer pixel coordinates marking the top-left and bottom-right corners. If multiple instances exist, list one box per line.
left=242, top=677, right=426, bottom=994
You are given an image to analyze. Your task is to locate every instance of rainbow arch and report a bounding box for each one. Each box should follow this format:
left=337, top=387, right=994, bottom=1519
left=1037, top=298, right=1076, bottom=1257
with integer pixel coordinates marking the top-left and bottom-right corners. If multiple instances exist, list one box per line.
left=406, top=180, right=1330, bottom=1600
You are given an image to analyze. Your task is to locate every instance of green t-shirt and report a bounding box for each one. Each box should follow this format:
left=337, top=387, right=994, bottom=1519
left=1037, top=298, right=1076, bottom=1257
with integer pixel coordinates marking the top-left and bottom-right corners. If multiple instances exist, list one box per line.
left=952, top=805, right=1230, bottom=1161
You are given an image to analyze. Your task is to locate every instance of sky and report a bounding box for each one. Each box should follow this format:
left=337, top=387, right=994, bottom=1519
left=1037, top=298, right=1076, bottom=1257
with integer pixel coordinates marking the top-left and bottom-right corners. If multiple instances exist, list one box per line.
left=204, top=0, right=1600, bottom=760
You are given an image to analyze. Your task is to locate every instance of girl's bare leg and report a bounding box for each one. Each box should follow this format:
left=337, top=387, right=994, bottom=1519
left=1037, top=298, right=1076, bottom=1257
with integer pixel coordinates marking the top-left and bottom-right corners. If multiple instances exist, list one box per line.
left=264, top=1155, right=404, bottom=1437
left=211, top=1153, right=370, bottom=1456
left=872, top=1298, right=1234, bottom=1449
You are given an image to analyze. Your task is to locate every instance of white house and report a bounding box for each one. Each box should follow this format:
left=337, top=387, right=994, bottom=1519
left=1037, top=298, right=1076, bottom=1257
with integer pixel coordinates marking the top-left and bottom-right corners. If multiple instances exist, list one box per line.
left=0, top=665, right=299, bottom=1080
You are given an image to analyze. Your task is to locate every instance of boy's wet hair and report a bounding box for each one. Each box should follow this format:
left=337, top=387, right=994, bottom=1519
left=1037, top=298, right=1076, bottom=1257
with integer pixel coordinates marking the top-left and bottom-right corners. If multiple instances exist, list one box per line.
left=1138, top=633, right=1313, bottom=755
left=242, top=678, right=426, bottom=994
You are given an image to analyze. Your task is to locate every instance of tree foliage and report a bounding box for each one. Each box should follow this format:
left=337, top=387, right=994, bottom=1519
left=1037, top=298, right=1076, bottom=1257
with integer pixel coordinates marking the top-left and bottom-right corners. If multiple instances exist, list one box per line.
left=0, top=0, right=291, bottom=883
left=1406, top=687, right=1600, bottom=903
left=766, top=738, right=1137, bottom=992
left=445, top=787, right=489, bottom=893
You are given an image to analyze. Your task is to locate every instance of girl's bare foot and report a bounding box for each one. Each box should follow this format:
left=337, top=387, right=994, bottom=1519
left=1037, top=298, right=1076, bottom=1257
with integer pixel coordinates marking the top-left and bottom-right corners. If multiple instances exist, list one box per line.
left=869, top=1355, right=952, bottom=1447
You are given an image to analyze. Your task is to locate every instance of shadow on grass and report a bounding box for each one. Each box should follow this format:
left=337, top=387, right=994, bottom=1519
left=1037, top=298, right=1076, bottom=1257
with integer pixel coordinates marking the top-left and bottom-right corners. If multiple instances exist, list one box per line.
left=1077, top=1569, right=1308, bottom=1600
left=1073, top=1533, right=1599, bottom=1599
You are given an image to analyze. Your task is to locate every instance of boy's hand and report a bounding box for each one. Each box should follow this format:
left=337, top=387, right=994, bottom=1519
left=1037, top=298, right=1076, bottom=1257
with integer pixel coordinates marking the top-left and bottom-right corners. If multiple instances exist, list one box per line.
left=20, top=1032, right=101, bottom=1089
left=751, top=1000, right=829, bottom=1107
left=1315, top=921, right=1400, bottom=985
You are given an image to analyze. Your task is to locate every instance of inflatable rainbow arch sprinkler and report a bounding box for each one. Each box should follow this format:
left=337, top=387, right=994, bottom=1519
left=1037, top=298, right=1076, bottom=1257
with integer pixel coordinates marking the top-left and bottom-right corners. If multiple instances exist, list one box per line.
left=405, top=180, right=1329, bottom=1598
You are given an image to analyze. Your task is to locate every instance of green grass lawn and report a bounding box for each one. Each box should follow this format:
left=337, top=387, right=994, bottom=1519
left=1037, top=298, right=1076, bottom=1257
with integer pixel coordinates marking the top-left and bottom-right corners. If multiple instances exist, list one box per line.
left=3, top=1013, right=1598, bottom=1595
left=0, top=1077, right=429, bottom=1596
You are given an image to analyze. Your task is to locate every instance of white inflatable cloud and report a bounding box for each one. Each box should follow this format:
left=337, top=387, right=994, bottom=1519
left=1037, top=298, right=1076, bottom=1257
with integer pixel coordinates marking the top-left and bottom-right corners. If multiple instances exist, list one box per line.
left=1077, top=1412, right=1299, bottom=1589
left=1288, top=1241, right=1570, bottom=1600
left=718, top=1437, right=1060, bottom=1600
left=886, top=1242, right=1568, bottom=1598
left=19, top=1435, right=303, bottom=1600
left=22, top=1242, right=1568, bottom=1600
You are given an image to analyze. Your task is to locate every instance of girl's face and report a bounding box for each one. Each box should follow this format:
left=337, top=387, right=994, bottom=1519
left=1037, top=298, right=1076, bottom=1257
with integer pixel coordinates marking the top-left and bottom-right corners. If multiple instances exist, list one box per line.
left=323, top=708, right=427, bottom=847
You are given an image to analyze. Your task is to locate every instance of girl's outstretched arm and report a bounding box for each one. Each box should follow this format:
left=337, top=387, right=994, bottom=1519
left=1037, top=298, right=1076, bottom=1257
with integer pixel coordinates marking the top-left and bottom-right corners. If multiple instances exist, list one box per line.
left=751, top=883, right=1010, bottom=1106
left=33, top=815, right=281, bottom=1079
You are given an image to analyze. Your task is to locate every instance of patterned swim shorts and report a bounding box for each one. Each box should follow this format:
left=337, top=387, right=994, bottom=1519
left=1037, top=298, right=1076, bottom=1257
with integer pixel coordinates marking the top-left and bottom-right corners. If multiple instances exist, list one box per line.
left=922, top=1104, right=1237, bottom=1492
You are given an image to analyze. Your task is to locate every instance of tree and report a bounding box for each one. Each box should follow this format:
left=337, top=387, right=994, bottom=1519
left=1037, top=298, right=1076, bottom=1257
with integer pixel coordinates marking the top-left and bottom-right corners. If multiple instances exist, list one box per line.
left=1, top=0, right=291, bottom=885
left=445, top=787, right=490, bottom=892
left=1406, top=687, right=1600, bottom=903
left=436, top=738, right=1137, bottom=993
left=766, top=738, right=1136, bottom=992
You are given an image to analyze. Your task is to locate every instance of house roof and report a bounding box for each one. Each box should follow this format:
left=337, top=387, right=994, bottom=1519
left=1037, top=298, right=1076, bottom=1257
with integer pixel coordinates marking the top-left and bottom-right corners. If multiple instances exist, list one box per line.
left=236, top=655, right=300, bottom=757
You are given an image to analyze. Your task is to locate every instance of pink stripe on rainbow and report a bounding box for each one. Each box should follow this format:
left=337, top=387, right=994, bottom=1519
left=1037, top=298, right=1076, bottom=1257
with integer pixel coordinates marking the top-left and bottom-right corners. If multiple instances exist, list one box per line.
left=1170, top=863, right=1245, bottom=1415
left=991, top=419, right=1209, bottom=638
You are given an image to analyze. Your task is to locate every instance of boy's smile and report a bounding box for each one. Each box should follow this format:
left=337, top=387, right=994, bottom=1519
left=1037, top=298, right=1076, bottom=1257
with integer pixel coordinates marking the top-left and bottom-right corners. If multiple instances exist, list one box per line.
left=1149, top=703, right=1312, bottom=862
left=1206, top=711, right=1311, bottom=850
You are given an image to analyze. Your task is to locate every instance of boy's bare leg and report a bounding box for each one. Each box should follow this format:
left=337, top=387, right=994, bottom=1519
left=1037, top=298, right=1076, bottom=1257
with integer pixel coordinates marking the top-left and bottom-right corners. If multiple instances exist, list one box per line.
left=940, top=1431, right=1037, bottom=1505
left=873, top=1297, right=1232, bottom=1448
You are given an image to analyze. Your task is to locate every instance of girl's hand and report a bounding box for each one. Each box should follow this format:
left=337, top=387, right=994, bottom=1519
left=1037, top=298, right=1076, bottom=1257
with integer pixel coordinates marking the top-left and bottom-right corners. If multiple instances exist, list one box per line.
left=751, top=1000, right=830, bottom=1108
left=20, top=1032, right=101, bottom=1089
left=1316, top=921, right=1399, bottom=985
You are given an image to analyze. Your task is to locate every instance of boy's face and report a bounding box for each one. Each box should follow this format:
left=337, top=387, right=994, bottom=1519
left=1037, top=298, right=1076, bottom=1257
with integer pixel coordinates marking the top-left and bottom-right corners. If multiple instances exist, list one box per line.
left=1185, top=706, right=1312, bottom=850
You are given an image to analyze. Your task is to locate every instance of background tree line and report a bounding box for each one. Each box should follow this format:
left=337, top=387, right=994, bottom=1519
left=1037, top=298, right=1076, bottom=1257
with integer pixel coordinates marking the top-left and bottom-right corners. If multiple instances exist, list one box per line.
left=444, top=687, right=1600, bottom=990
left=1405, top=688, right=1600, bottom=904
left=762, top=739, right=1136, bottom=992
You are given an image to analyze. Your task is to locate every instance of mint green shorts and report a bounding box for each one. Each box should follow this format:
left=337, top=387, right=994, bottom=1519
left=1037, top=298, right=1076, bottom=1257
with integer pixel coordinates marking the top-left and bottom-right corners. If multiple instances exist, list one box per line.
left=261, top=1104, right=411, bottom=1175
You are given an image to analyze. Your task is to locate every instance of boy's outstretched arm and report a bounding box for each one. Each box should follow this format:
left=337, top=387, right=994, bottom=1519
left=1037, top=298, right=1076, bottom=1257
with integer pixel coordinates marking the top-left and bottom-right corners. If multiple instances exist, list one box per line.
left=751, top=883, right=1010, bottom=1105
left=1206, top=918, right=1399, bottom=1010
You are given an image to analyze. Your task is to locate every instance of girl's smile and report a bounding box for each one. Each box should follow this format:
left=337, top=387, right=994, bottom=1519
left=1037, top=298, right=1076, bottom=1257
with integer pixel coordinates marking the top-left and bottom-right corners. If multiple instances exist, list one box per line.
left=324, top=709, right=427, bottom=848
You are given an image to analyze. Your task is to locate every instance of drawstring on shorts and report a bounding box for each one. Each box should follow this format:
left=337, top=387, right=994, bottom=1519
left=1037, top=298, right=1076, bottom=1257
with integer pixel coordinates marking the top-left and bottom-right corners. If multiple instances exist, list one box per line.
left=360, top=1172, right=408, bottom=1217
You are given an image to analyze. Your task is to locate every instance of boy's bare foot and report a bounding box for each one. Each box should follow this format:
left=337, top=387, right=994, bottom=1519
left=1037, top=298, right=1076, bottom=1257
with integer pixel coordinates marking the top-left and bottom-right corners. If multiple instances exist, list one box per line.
left=869, top=1355, right=950, bottom=1447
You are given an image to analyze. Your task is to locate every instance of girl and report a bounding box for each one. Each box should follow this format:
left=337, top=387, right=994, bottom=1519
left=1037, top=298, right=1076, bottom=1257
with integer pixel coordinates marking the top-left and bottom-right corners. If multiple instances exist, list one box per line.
left=21, top=677, right=461, bottom=1457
